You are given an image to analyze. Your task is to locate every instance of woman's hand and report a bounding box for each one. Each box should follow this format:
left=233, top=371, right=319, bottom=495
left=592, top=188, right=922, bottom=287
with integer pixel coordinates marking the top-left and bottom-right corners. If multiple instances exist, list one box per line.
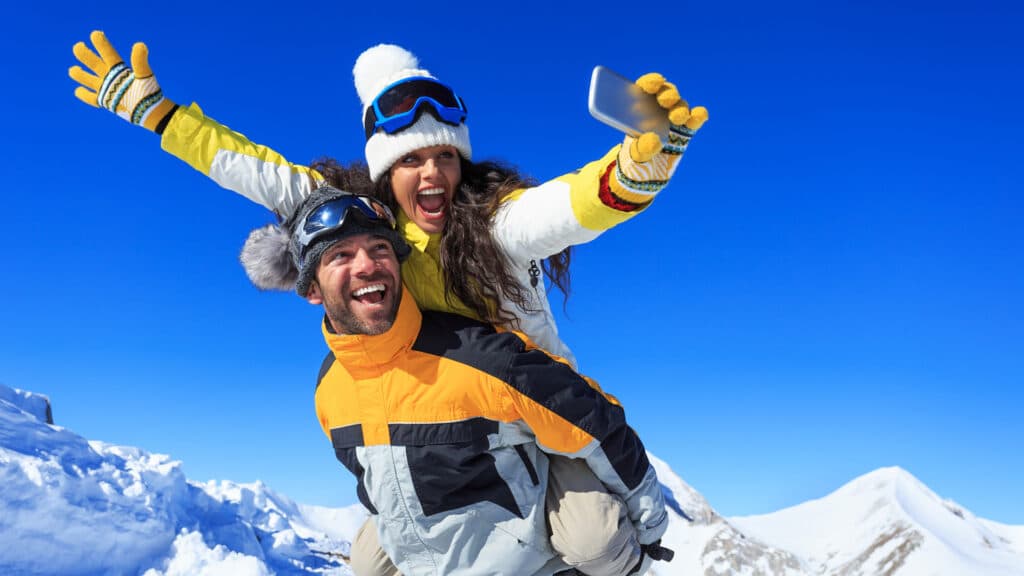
left=69, top=31, right=177, bottom=133
left=616, top=72, right=707, bottom=196
left=626, top=72, right=708, bottom=162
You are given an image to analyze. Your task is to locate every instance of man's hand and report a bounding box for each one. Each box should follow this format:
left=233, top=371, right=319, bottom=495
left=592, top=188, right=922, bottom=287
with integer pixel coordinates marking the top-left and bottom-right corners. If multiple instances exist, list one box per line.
left=69, top=31, right=177, bottom=133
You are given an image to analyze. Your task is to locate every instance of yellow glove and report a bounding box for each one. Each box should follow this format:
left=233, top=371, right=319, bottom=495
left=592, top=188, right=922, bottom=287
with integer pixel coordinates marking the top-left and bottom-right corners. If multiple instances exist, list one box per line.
left=68, top=31, right=177, bottom=133
left=615, top=72, right=708, bottom=197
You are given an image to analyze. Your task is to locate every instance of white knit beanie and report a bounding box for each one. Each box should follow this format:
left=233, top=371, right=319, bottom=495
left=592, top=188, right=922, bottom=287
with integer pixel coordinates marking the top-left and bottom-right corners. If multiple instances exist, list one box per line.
left=354, top=44, right=472, bottom=182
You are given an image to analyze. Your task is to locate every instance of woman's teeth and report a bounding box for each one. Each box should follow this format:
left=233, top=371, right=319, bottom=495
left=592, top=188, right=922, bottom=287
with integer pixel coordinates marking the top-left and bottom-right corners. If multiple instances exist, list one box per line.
left=417, top=189, right=446, bottom=216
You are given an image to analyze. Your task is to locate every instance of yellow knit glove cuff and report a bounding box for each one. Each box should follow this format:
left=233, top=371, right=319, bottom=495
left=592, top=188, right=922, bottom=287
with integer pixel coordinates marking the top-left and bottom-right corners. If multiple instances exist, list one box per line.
left=69, top=31, right=177, bottom=133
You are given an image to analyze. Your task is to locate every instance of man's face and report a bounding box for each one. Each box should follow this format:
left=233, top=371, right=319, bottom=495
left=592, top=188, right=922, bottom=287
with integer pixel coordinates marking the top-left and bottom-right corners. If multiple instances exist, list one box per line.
left=305, top=233, right=402, bottom=335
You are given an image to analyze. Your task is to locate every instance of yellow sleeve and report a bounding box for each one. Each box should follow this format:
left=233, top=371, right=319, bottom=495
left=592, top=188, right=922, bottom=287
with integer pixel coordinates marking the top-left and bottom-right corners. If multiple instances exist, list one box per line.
left=556, top=145, right=655, bottom=231
left=160, top=103, right=320, bottom=219
left=491, top=145, right=655, bottom=262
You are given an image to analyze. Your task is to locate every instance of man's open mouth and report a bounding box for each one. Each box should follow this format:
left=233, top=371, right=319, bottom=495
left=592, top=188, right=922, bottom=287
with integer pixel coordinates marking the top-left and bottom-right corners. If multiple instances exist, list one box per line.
left=352, top=283, right=386, bottom=304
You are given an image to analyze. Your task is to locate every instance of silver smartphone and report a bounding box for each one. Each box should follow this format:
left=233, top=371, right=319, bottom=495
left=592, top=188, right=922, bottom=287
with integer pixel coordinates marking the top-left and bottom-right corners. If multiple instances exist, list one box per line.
left=588, top=65, right=670, bottom=140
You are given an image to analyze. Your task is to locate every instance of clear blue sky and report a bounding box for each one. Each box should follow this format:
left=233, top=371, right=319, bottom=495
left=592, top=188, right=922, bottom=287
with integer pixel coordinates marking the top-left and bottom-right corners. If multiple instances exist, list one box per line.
left=4, top=1, right=1022, bottom=524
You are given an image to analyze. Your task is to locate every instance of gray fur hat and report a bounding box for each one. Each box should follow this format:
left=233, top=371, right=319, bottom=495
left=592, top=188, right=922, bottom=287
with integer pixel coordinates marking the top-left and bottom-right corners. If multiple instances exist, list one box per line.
left=240, top=186, right=410, bottom=297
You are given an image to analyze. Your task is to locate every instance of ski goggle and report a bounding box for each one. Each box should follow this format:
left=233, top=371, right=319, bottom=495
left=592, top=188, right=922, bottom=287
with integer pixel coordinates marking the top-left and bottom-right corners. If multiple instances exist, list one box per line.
left=293, top=194, right=398, bottom=264
left=363, top=77, right=468, bottom=140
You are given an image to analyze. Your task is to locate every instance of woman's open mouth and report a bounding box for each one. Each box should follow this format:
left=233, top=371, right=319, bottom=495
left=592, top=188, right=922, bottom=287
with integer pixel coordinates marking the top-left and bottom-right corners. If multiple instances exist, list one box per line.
left=416, top=188, right=447, bottom=219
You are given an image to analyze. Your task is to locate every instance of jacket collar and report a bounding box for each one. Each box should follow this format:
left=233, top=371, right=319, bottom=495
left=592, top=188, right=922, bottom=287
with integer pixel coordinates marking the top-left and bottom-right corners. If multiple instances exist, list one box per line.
left=398, top=211, right=440, bottom=255
left=321, top=284, right=421, bottom=368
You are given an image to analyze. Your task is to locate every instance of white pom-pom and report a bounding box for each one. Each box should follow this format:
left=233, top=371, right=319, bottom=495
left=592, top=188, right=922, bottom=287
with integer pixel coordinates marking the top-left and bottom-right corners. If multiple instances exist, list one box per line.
left=239, top=224, right=298, bottom=291
left=353, top=44, right=429, bottom=107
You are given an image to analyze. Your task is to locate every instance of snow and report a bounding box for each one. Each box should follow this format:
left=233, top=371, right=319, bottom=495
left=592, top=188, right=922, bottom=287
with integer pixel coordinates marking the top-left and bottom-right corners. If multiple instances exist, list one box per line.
left=729, top=466, right=1024, bottom=575
left=0, top=384, right=364, bottom=576
left=144, top=530, right=273, bottom=576
left=2, top=383, right=1022, bottom=575
left=651, top=451, right=807, bottom=576
left=0, top=385, right=51, bottom=424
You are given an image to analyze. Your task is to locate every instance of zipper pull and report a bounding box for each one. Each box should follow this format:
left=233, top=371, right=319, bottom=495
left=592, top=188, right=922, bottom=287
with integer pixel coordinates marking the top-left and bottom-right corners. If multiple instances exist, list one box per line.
left=528, top=260, right=540, bottom=288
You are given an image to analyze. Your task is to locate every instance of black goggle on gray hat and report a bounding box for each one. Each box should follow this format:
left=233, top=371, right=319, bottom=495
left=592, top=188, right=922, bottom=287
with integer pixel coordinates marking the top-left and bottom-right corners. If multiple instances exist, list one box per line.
left=240, top=186, right=411, bottom=297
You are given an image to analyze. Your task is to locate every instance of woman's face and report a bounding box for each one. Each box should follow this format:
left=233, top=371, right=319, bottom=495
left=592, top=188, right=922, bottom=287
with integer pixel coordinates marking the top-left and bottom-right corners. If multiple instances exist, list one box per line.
left=388, top=145, right=462, bottom=235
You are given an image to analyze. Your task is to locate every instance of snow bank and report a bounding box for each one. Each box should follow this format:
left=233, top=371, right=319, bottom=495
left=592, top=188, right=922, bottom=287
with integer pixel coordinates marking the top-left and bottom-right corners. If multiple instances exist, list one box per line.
left=0, top=383, right=363, bottom=575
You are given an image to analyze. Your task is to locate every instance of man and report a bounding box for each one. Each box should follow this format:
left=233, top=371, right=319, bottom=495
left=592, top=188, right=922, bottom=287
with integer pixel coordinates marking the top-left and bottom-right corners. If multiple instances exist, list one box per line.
left=240, top=185, right=672, bottom=575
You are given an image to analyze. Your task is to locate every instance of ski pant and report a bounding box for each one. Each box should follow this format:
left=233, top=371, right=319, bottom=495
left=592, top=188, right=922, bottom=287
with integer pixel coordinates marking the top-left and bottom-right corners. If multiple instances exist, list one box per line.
left=349, top=455, right=642, bottom=576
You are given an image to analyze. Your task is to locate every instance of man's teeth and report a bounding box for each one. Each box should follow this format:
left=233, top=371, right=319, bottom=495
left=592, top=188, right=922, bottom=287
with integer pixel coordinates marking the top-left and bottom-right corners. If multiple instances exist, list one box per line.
left=353, top=284, right=385, bottom=297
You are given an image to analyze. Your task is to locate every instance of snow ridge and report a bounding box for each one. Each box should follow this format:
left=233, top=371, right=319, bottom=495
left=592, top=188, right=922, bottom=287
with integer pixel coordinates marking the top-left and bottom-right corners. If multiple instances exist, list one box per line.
left=726, top=466, right=1024, bottom=575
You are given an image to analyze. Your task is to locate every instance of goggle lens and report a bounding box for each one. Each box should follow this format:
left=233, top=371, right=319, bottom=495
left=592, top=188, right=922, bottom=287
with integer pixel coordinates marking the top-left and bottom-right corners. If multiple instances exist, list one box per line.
left=296, top=195, right=397, bottom=262
left=364, top=77, right=467, bottom=140
left=376, top=79, right=462, bottom=116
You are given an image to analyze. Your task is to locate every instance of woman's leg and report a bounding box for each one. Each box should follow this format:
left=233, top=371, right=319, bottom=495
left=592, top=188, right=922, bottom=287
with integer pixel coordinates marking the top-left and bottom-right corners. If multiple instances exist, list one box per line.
left=546, top=455, right=642, bottom=576
left=350, top=516, right=402, bottom=576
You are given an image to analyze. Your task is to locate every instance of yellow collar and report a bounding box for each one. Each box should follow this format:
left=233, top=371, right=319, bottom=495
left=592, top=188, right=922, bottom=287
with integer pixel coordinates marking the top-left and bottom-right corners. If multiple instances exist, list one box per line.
left=321, top=285, right=422, bottom=370
left=398, top=211, right=440, bottom=255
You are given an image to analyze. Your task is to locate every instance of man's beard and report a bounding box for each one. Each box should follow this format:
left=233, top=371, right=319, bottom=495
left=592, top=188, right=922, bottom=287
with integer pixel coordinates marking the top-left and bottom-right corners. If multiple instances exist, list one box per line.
left=323, top=276, right=401, bottom=336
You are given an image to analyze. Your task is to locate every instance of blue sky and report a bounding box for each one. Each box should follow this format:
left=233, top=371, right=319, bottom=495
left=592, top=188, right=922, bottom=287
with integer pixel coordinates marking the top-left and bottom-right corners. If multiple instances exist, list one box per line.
left=4, top=1, right=1022, bottom=524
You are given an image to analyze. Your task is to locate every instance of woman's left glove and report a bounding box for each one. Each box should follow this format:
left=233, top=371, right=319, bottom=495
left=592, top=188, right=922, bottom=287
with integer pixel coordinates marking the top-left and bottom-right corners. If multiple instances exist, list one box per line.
left=615, top=72, right=708, bottom=196
left=68, top=31, right=177, bottom=133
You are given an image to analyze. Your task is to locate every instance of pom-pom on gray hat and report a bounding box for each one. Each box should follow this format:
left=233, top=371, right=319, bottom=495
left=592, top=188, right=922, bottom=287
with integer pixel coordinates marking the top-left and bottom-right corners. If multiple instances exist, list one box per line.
left=240, top=186, right=410, bottom=297
left=355, top=44, right=472, bottom=182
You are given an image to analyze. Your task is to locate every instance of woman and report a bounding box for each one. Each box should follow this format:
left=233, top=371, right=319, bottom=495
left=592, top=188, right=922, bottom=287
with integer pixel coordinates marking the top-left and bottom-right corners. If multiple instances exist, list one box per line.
left=69, top=33, right=707, bottom=367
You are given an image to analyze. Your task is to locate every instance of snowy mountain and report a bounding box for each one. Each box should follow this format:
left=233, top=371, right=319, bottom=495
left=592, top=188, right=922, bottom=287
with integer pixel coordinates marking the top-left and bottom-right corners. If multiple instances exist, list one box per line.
left=653, top=451, right=1024, bottom=575
left=648, top=454, right=806, bottom=576
left=0, top=384, right=365, bottom=575
left=1, top=383, right=1022, bottom=575
left=729, top=467, right=1024, bottom=575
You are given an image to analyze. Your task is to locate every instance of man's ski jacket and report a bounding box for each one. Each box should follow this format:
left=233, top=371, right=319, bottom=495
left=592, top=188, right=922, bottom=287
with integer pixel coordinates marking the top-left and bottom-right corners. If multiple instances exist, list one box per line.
left=161, top=103, right=664, bottom=369
left=314, top=286, right=667, bottom=576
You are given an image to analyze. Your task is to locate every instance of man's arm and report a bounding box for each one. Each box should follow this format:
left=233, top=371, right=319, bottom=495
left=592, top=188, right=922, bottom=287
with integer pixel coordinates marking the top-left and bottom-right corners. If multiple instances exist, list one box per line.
left=501, top=345, right=669, bottom=545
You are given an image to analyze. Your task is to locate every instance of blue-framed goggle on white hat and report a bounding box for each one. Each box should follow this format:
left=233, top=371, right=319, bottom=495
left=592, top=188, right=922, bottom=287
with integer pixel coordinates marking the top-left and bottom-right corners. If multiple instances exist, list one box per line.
left=363, top=76, right=468, bottom=140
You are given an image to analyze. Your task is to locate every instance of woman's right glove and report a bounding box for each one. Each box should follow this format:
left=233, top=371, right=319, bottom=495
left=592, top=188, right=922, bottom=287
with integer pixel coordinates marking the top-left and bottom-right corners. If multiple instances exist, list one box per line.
left=68, top=31, right=178, bottom=134
left=615, top=72, right=708, bottom=197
